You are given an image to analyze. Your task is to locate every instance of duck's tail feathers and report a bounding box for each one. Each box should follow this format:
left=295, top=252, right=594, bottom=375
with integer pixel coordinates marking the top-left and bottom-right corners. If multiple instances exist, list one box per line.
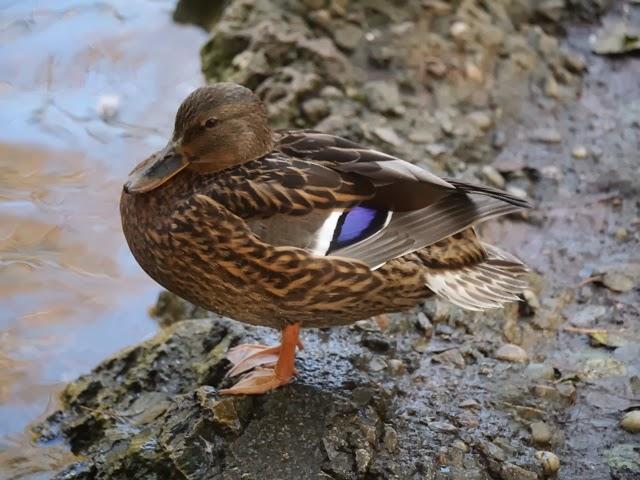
left=424, top=244, right=529, bottom=311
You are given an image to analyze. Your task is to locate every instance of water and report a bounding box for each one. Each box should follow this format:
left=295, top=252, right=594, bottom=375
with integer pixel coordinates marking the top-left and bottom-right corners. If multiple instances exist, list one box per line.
left=0, top=0, right=206, bottom=469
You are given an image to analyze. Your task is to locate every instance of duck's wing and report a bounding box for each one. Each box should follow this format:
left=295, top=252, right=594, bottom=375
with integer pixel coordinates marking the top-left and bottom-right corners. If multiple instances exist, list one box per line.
left=274, top=131, right=531, bottom=268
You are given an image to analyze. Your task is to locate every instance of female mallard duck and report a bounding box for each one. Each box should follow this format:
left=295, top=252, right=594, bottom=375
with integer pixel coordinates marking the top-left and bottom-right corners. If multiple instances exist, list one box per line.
left=121, top=82, right=531, bottom=395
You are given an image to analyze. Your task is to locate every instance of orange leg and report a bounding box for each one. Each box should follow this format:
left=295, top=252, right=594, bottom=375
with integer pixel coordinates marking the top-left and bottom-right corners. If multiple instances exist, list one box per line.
left=219, top=323, right=301, bottom=395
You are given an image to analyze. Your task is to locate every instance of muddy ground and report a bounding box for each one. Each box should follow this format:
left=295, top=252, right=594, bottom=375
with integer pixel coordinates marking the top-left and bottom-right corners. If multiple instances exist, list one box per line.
left=14, top=0, right=640, bottom=479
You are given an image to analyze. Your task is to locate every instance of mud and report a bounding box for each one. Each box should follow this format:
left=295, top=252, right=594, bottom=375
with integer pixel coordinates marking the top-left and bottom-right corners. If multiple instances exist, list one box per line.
left=5, top=0, right=640, bottom=479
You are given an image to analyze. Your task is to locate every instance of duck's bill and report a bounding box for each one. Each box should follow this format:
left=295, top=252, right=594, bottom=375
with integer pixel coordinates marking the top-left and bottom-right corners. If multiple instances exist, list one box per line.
left=124, top=143, right=189, bottom=194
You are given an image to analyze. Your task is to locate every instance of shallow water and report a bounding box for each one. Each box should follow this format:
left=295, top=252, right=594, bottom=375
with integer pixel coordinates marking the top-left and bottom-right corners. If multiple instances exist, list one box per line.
left=0, top=0, right=205, bottom=445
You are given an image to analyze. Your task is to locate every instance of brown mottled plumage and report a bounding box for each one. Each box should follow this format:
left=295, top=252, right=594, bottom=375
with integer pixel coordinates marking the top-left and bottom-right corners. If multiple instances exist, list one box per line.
left=121, top=83, right=531, bottom=394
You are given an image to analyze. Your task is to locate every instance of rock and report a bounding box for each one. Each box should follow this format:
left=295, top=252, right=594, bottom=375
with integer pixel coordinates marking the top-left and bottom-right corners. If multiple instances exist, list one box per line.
left=564, top=53, right=586, bottom=73
left=615, top=228, right=629, bottom=241
left=601, top=271, right=635, bottom=293
left=536, top=450, right=560, bottom=476
left=387, top=359, right=406, bottom=376
left=592, top=21, right=640, bottom=55
left=459, top=399, right=480, bottom=409
left=492, top=130, right=507, bottom=148
left=428, top=421, right=457, bottom=433
left=364, top=80, right=401, bottom=114
left=373, top=126, right=402, bottom=146
left=355, top=448, right=371, bottom=473
left=525, top=363, right=556, bottom=380
left=500, top=462, right=538, bottom=480
left=545, top=75, right=560, bottom=99
left=383, top=425, right=398, bottom=452
left=606, top=444, right=640, bottom=480
left=620, top=411, right=640, bottom=433
left=495, top=344, right=529, bottom=363
left=302, top=98, right=329, bottom=123
left=333, top=23, right=363, bottom=50
left=570, top=305, right=607, bottom=327
left=571, top=145, right=588, bottom=159
left=467, top=111, right=493, bottom=130
left=416, top=312, right=434, bottom=337
left=465, top=62, right=484, bottom=83
left=425, top=143, right=448, bottom=157
left=530, top=421, right=552, bottom=444
left=536, top=0, right=565, bottom=22
left=506, top=185, right=528, bottom=200
left=450, top=21, right=469, bottom=39
left=481, top=165, right=506, bottom=188
left=361, top=331, right=392, bottom=353
left=529, top=128, right=562, bottom=144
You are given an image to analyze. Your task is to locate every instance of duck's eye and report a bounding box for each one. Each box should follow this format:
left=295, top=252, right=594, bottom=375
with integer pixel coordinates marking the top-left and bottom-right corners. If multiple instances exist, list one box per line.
left=204, top=117, right=219, bottom=129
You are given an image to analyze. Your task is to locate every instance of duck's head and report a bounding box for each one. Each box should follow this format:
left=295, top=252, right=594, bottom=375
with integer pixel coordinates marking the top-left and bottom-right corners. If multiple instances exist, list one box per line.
left=124, top=83, right=272, bottom=194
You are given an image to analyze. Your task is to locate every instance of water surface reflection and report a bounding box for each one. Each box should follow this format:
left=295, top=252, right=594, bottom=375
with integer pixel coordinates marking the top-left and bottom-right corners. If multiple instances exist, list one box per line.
left=0, top=0, right=206, bottom=459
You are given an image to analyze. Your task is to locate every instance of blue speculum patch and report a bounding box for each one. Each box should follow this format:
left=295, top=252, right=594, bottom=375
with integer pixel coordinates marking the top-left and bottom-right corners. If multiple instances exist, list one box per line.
left=328, top=205, right=389, bottom=252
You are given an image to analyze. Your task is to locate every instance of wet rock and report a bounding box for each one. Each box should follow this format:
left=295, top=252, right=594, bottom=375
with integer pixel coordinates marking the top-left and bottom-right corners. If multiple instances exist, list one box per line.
left=620, top=410, right=640, bottom=433
left=536, top=450, right=560, bottom=476
left=495, top=343, right=529, bottom=363
left=530, top=421, right=552, bottom=444
left=606, top=444, right=640, bottom=480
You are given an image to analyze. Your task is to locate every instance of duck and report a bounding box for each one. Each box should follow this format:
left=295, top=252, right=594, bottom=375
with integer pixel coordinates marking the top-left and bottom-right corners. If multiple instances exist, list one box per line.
left=120, top=82, right=531, bottom=395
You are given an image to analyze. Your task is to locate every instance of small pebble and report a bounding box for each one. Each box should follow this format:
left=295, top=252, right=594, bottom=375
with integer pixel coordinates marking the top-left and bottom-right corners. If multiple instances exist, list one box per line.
left=450, top=21, right=469, bottom=38
left=535, top=450, right=560, bottom=475
left=465, top=62, right=484, bottom=83
left=416, top=312, right=434, bottom=337
left=373, top=126, right=402, bottom=146
left=506, top=185, right=528, bottom=200
left=602, top=271, right=635, bottom=293
left=615, top=228, right=628, bottom=241
left=467, top=111, right=492, bottom=130
left=495, top=343, right=529, bottom=363
left=428, top=421, right=457, bottom=433
left=451, top=440, right=469, bottom=452
left=571, top=145, right=588, bottom=159
left=529, top=128, right=562, bottom=144
left=492, top=130, right=507, bottom=148
left=530, top=421, right=552, bottom=444
left=459, top=399, right=480, bottom=409
left=522, top=289, right=541, bottom=311
left=620, top=410, right=640, bottom=433
left=387, top=359, right=406, bottom=376
left=481, top=165, right=506, bottom=188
